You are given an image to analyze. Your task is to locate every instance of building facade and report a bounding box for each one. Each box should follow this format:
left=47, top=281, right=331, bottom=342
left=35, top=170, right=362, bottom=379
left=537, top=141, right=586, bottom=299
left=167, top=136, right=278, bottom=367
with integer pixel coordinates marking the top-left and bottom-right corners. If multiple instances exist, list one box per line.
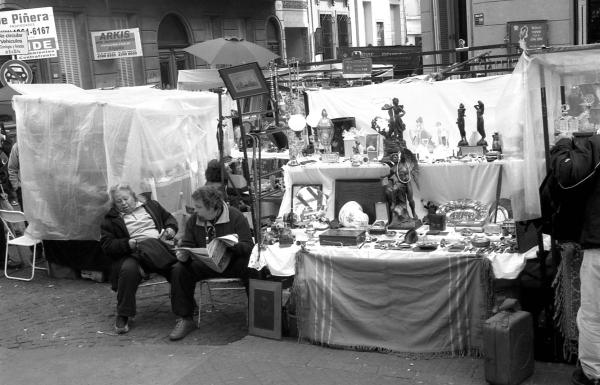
left=420, top=0, right=600, bottom=70
left=0, top=0, right=279, bottom=94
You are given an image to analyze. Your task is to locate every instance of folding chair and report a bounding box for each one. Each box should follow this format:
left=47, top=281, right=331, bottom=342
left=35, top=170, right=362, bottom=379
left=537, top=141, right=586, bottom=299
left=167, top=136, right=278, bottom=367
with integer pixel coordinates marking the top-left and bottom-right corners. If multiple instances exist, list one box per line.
left=197, top=278, right=246, bottom=327
left=0, top=209, right=46, bottom=281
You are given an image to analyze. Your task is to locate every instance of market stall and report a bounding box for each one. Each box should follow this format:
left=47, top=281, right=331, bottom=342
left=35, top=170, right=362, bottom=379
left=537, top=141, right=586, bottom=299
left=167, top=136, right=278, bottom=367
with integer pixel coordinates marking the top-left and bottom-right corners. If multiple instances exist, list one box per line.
left=11, top=84, right=222, bottom=270
left=303, top=72, right=541, bottom=221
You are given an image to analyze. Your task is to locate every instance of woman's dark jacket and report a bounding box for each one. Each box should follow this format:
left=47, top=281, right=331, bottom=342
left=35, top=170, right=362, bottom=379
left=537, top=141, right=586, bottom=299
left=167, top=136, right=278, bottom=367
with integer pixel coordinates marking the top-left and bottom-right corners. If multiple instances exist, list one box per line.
left=550, top=135, right=600, bottom=247
left=100, top=199, right=178, bottom=290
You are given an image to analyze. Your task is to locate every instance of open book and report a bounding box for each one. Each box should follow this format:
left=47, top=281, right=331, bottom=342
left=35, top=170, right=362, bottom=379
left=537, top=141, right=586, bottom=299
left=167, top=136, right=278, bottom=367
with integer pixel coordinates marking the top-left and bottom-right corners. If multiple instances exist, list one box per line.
left=175, top=234, right=239, bottom=273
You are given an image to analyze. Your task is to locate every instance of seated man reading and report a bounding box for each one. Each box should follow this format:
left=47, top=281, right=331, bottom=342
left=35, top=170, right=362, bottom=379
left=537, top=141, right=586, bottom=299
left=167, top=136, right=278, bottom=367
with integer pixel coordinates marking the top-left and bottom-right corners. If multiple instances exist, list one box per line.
left=169, top=185, right=254, bottom=341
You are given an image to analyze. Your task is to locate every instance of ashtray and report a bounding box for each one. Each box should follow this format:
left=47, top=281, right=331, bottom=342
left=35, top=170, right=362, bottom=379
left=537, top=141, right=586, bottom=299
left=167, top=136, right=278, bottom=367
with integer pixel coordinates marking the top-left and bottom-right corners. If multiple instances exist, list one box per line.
left=471, top=236, right=491, bottom=248
left=385, top=231, right=397, bottom=238
left=447, top=242, right=467, bottom=252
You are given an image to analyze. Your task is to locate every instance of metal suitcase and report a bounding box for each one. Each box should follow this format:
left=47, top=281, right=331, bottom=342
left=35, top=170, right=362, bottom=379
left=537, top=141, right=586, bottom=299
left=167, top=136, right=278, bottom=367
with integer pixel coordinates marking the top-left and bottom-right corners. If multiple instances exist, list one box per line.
left=483, top=299, right=535, bottom=385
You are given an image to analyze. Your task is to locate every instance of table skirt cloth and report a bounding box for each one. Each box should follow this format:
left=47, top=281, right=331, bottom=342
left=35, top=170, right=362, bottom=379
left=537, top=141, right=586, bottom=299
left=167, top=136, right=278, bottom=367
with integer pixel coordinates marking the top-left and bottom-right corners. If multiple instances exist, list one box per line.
left=293, top=248, right=493, bottom=357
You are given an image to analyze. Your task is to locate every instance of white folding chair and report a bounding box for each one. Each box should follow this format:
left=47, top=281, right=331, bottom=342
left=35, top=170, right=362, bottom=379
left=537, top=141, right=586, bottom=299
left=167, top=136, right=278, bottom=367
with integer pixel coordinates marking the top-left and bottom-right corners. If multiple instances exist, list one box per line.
left=197, top=278, right=246, bottom=327
left=0, top=209, right=46, bottom=281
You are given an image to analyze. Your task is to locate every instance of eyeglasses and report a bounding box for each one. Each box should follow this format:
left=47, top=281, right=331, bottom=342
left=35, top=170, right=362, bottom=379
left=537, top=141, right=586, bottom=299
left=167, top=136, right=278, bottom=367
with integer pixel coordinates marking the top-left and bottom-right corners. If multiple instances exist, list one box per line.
left=205, top=224, right=215, bottom=244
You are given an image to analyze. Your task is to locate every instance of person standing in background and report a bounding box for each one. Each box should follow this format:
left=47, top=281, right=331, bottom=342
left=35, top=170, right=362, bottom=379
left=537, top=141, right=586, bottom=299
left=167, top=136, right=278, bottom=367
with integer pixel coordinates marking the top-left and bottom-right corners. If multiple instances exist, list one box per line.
left=550, top=132, right=600, bottom=385
left=7, top=143, right=21, bottom=209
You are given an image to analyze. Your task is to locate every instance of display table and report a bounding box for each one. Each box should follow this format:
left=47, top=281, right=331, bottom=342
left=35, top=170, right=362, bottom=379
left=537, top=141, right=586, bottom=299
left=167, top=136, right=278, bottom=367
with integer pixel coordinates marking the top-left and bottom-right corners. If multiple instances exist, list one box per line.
left=413, top=159, right=524, bottom=218
left=249, top=227, right=548, bottom=279
left=248, top=228, right=549, bottom=356
left=278, top=160, right=390, bottom=220
left=278, top=158, right=525, bottom=221
left=293, top=246, right=493, bottom=357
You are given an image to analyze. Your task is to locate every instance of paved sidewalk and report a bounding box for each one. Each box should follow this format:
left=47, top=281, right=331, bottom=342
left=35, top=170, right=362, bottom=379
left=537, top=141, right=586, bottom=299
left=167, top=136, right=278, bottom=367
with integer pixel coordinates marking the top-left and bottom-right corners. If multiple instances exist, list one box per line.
left=0, top=270, right=575, bottom=385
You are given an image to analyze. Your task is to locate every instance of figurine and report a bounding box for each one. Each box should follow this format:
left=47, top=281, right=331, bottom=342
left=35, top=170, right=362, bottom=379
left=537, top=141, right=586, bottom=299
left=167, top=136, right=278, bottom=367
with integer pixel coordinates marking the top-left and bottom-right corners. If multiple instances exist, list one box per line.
left=475, top=100, right=487, bottom=146
left=317, top=109, right=334, bottom=153
left=385, top=145, right=421, bottom=229
left=382, top=98, right=406, bottom=140
left=456, top=103, right=468, bottom=146
left=491, top=132, right=502, bottom=153
left=411, top=116, right=424, bottom=145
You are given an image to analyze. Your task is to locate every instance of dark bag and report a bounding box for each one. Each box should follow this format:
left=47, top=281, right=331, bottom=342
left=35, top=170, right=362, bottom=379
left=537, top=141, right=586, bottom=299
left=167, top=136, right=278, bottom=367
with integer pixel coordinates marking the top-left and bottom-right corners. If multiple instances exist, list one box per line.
left=134, top=238, right=177, bottom=272
left=539, top=170, right=589, bottom=241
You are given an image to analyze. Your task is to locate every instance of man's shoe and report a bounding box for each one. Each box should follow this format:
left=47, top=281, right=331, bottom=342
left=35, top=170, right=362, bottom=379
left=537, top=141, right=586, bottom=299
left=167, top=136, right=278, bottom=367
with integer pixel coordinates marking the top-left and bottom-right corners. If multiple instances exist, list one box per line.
left=169, top=318, right=195, bottom=341
left=114, top=315, right=129, bottom=334
left=6, top=257, right=22, bottom=269
left=572, top=366, right=600, bottom=385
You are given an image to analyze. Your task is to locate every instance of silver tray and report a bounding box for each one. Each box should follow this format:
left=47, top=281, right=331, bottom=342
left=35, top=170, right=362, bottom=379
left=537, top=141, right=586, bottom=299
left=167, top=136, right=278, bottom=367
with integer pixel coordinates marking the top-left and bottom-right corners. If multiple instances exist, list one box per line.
left=437, top=199, right=489, bottom=226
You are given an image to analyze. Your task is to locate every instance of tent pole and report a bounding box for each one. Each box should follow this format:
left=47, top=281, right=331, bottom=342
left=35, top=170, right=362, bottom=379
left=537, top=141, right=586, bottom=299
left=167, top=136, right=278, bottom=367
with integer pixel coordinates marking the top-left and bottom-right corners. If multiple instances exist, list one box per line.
left=237, top=99, right=259, bottom=239
left=216, top=88, right=227, bottom=198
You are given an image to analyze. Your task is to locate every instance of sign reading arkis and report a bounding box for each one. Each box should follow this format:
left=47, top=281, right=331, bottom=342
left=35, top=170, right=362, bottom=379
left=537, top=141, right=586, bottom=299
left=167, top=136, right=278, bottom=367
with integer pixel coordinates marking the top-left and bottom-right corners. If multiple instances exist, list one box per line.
left=91, top=28, right=143, bottom=60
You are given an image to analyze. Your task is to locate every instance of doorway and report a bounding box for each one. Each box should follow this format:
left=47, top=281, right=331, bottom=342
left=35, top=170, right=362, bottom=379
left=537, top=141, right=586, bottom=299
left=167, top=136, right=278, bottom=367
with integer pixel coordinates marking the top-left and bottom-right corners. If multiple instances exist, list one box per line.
left=157, top=14, right=192, bottom=89
left=589, top=0, right=600, bottom=43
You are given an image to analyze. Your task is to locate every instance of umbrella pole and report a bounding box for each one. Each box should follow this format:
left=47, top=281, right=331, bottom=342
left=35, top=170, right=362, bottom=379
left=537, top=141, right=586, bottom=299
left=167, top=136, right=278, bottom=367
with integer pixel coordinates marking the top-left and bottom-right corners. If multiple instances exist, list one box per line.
left=214, top=88, right=227, bottom=199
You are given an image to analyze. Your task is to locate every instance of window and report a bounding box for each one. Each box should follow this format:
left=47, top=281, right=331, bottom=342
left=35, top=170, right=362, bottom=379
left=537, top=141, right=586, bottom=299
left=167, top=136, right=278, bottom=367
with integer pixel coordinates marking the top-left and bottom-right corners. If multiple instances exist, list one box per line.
left=266, top=18, right=281, bottom=57
left=55, top=15, right=82, bottom=86
left=320, top=14, right=334, bottom=59
left=376, top=22, right=385, bottom=46
left=112, top=16, right=136, bottom=87
left=337, top=15, right=350, bottom=48
left=211, top=17, right=223, bottom=39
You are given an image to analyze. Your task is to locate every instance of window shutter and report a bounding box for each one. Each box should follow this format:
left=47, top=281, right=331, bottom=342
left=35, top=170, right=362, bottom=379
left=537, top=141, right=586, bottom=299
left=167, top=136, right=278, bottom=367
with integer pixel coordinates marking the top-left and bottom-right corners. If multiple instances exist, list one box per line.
left=438, top=0, right=450, bottom=65
left=112, top=17, right=136, bottom=87
left=55, top=15, right=82, bottom=87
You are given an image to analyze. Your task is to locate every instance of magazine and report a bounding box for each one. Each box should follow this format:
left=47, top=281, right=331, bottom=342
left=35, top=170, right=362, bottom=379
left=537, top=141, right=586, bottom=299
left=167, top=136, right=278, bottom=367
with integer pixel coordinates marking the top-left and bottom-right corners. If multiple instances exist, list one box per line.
left=175, top=234, right=239, bottom=273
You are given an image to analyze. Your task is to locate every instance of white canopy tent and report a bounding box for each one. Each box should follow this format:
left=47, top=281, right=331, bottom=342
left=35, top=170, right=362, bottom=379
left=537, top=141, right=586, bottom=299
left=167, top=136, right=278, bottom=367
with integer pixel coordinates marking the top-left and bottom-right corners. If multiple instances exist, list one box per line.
left=12, top=85, right=222, bottom=240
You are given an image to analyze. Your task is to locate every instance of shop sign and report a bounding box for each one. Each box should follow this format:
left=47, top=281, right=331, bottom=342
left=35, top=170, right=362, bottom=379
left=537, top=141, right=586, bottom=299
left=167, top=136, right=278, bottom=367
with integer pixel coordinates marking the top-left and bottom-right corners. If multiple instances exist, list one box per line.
left=474, top=13, right=484, bottom=26
left=91, top=28, right=143, bottom=60
left=507, top=20, right=548, bottom=53
left=337, top=45, right=420, bottom=70
left=0, top=7, right=59, bottom=60
left=0, top=31, right=28, bottom=55
left=0, top=59, right=33, bottom=88
left=342, top=58, right=372, bottom=74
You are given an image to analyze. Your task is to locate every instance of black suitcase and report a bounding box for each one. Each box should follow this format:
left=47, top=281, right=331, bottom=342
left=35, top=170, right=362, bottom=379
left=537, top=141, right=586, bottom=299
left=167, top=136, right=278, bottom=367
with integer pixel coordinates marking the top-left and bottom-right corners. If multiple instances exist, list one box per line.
left=484, top=299, right=535, bottom=385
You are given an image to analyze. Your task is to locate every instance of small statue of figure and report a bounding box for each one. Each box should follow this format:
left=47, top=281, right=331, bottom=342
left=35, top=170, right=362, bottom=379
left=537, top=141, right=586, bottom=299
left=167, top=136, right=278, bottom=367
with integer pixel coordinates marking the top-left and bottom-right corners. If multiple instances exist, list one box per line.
left=317, top=109, right=334, bottom=153
left=382, top=98, right=406, bottom=140
left=457, top=103, right=468, bottom=146
left=475, top=100, right=487, bottom=146
left=385, top=146, right=420, bottom=229
left=411, top=116, right=424, bottom=145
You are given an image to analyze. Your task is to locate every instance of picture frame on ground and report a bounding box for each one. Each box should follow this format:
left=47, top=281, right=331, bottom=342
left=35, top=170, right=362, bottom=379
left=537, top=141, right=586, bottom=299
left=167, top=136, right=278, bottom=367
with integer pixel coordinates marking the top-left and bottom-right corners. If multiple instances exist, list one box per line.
left=248, top=279, right=282, bottom=340
left=219, top=62, right=269, bottom=100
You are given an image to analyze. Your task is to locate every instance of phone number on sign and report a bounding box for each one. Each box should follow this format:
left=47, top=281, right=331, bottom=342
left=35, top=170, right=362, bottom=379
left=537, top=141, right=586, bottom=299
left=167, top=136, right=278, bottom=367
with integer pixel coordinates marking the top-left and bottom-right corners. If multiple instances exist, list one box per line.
left=13, top=26, right=51, bottom=36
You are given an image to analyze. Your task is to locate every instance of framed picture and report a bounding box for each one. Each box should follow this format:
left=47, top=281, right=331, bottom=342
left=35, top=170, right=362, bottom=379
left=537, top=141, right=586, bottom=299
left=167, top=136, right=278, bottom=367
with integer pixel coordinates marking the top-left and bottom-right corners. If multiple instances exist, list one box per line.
left=292, top=184, right=326, bottom=218
left=248, top=279, right=282, bottom=340
left=330, top=117, right=356, bottom=155
left=218, top=62, right=270, bottom=100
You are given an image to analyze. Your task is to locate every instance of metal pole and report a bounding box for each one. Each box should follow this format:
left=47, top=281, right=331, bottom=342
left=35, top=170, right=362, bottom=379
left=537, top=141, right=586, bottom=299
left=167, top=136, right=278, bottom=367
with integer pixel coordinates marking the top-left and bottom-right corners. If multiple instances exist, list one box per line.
left=216, top=89, right=226, bottom=198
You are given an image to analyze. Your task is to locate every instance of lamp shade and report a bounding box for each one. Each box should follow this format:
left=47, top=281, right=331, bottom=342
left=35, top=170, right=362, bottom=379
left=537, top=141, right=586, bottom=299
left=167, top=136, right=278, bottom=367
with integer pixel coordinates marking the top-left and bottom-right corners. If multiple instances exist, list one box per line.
left=288, top=114, right=306, bottom=132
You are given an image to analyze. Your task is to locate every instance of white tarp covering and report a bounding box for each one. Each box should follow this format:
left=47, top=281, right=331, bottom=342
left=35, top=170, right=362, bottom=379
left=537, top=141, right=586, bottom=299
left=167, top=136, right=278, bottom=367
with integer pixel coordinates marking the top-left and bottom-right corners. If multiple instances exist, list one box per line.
left=13, top=85, right=222, bottom=240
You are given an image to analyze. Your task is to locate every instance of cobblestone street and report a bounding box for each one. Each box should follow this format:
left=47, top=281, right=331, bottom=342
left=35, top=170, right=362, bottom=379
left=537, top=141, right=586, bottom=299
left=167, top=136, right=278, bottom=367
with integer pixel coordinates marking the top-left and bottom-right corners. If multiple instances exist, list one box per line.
left=0, top=271, right=248, bottom=349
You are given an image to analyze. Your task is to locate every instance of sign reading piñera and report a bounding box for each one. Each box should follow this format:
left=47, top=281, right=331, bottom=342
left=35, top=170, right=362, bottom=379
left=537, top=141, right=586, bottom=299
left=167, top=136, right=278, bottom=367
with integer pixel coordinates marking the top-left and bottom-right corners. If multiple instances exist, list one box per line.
left=0, top=7, right=59, bottom=60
